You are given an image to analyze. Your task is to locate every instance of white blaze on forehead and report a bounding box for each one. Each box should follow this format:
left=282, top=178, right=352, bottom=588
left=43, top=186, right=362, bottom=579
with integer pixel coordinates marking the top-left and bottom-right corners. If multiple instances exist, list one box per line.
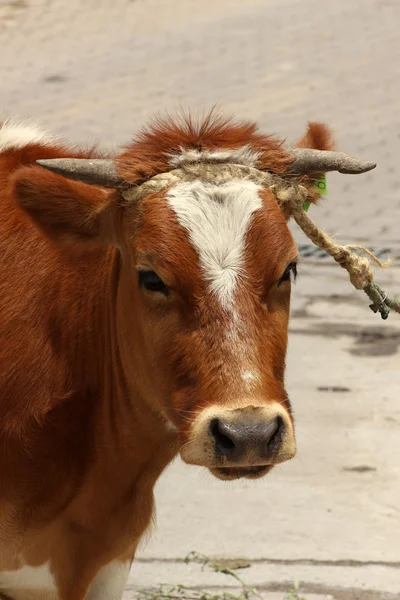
left=0, top=119, right=56, bottom=152
left=167, top=179, right=262, bottom=309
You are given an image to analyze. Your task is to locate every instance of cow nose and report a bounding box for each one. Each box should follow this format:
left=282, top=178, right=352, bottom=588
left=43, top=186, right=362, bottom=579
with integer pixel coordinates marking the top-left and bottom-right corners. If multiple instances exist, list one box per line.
left=209, top=415, right=282, bottom=460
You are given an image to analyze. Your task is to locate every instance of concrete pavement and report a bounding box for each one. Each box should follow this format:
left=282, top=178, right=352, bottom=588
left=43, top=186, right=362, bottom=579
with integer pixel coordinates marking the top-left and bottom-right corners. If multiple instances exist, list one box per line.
left=1, top=0, right=399, bottom=598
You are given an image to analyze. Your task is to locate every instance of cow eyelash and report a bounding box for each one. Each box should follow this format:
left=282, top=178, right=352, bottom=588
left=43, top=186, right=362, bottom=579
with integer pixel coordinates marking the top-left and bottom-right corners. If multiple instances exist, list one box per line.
left=278, top=262, right=298, bottom=286
left=138, top=270, right=170, bottom=296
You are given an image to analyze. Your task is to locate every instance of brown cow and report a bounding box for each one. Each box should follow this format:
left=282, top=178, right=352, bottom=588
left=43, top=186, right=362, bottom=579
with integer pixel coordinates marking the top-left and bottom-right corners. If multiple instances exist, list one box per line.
left=0, top=113, right=370, bottom=600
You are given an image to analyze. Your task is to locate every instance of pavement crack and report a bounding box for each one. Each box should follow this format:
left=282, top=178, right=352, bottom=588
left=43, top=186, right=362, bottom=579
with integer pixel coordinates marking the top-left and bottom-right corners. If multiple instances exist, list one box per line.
left=136, top=557, right=400, bottom=568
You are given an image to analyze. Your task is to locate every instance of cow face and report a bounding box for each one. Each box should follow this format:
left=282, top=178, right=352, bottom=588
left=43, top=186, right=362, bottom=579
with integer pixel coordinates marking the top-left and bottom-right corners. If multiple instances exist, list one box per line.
left=13, top=116, right=338, bottom=480
left=116, top=178, right=298, bottom=480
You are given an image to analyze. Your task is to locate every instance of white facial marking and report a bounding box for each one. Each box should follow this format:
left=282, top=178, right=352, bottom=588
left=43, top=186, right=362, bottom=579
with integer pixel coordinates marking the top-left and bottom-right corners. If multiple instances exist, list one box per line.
left=168, top=145, right=260, bottom=169
left=226, top=309, right=242, bottom=341
left=0, top=119, right=56, bottom=152
left=242, top=371, right=259, bottom=384
left=0, top=562, right=57, bottom=593
left=167, top=179, right=262, bottom=309
left=85, top=560, right=131, bottom=600
left=241, top=369, right=261, bottom=391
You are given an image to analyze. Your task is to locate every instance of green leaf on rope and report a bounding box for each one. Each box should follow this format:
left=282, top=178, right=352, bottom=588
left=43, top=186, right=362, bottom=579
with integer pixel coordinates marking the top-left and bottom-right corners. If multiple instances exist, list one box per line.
left=303, top=174, right=328, bottom=212
left=314, top=173, right=328, bottom=195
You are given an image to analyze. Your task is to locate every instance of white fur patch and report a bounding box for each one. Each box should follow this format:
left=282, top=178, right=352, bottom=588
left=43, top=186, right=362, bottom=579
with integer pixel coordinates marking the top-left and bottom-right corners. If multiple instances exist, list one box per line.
left=241, top=369, right=261, bottom=391
left=168, top=145, right=260, bottom=168
left=242, top=371, right=259, bottom=385
left=159, top=410, right=179, bottom=434
left=167, top=179, right=262, bottom=309
left=0, top=562, right=57, bottom=593
left=85, top=560, right=130, bottom=600
left=0, top=119, right=56, bottom=153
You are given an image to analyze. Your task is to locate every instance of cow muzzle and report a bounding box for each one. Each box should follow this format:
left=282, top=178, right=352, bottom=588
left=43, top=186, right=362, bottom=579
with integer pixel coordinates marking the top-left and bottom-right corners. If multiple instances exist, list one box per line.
left=180, top=404, right=296, bottom=480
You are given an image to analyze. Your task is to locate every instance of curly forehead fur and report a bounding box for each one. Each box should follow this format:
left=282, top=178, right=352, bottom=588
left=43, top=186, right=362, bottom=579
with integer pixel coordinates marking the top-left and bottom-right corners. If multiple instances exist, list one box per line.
left=116, top=111, right=334, bottom=186
left=117, top=112, right=290, bottom=185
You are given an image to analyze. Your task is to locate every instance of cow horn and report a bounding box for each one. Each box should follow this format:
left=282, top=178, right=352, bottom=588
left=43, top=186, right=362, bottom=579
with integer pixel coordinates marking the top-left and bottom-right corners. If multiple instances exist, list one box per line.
left=287, top=148, right=376, bottom=175
left=36, top=158, right=122, bottom=188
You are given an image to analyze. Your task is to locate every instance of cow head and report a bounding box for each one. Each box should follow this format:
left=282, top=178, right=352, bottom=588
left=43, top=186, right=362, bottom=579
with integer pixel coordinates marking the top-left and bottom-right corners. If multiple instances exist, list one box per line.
left=13, top=114, right=372, bottom=480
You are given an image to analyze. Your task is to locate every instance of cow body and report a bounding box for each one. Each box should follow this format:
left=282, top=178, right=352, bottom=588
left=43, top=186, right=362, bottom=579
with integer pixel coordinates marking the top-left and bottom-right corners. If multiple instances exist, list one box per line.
left=0, top=115, right=333, bottom=599
left=0, top=126, right=180, bottom=600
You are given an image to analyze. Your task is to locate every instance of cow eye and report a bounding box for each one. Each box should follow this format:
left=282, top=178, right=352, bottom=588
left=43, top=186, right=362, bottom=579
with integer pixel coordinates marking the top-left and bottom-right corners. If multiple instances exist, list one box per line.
left=278, top=262, right=298, bottom=286
left=138, top=271, right=169, bottom=296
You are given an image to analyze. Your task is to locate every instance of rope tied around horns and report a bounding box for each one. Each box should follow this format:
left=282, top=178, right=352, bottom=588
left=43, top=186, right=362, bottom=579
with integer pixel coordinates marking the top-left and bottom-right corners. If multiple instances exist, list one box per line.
left=121, top=162, right=400, bottom=320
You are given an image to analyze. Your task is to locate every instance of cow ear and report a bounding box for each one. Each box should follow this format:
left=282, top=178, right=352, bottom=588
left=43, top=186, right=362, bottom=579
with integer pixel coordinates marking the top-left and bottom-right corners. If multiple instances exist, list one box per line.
left=12, top=166, right=120, bottom=246
left=295, top=122, right=335, bottom=152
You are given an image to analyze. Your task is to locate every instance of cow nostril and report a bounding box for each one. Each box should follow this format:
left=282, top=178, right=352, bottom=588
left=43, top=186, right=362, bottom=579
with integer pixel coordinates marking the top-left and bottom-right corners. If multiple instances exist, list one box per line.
left=266, top=416, right=283, bottom=450
left=209, top=418, right=235, bottom=451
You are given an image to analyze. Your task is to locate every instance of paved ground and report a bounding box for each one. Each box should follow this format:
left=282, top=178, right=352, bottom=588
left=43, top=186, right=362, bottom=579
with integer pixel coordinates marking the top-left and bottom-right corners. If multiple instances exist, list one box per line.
left=1, top=0, right=400, bottom=598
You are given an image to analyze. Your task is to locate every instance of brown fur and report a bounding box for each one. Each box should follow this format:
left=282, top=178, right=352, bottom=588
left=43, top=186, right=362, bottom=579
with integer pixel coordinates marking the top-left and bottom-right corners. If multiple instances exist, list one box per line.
left=116, top=110, right=294, bottom=184
left=0, top=114, right=333, bottom=600
left=295, top=121, right=336, bottom=205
